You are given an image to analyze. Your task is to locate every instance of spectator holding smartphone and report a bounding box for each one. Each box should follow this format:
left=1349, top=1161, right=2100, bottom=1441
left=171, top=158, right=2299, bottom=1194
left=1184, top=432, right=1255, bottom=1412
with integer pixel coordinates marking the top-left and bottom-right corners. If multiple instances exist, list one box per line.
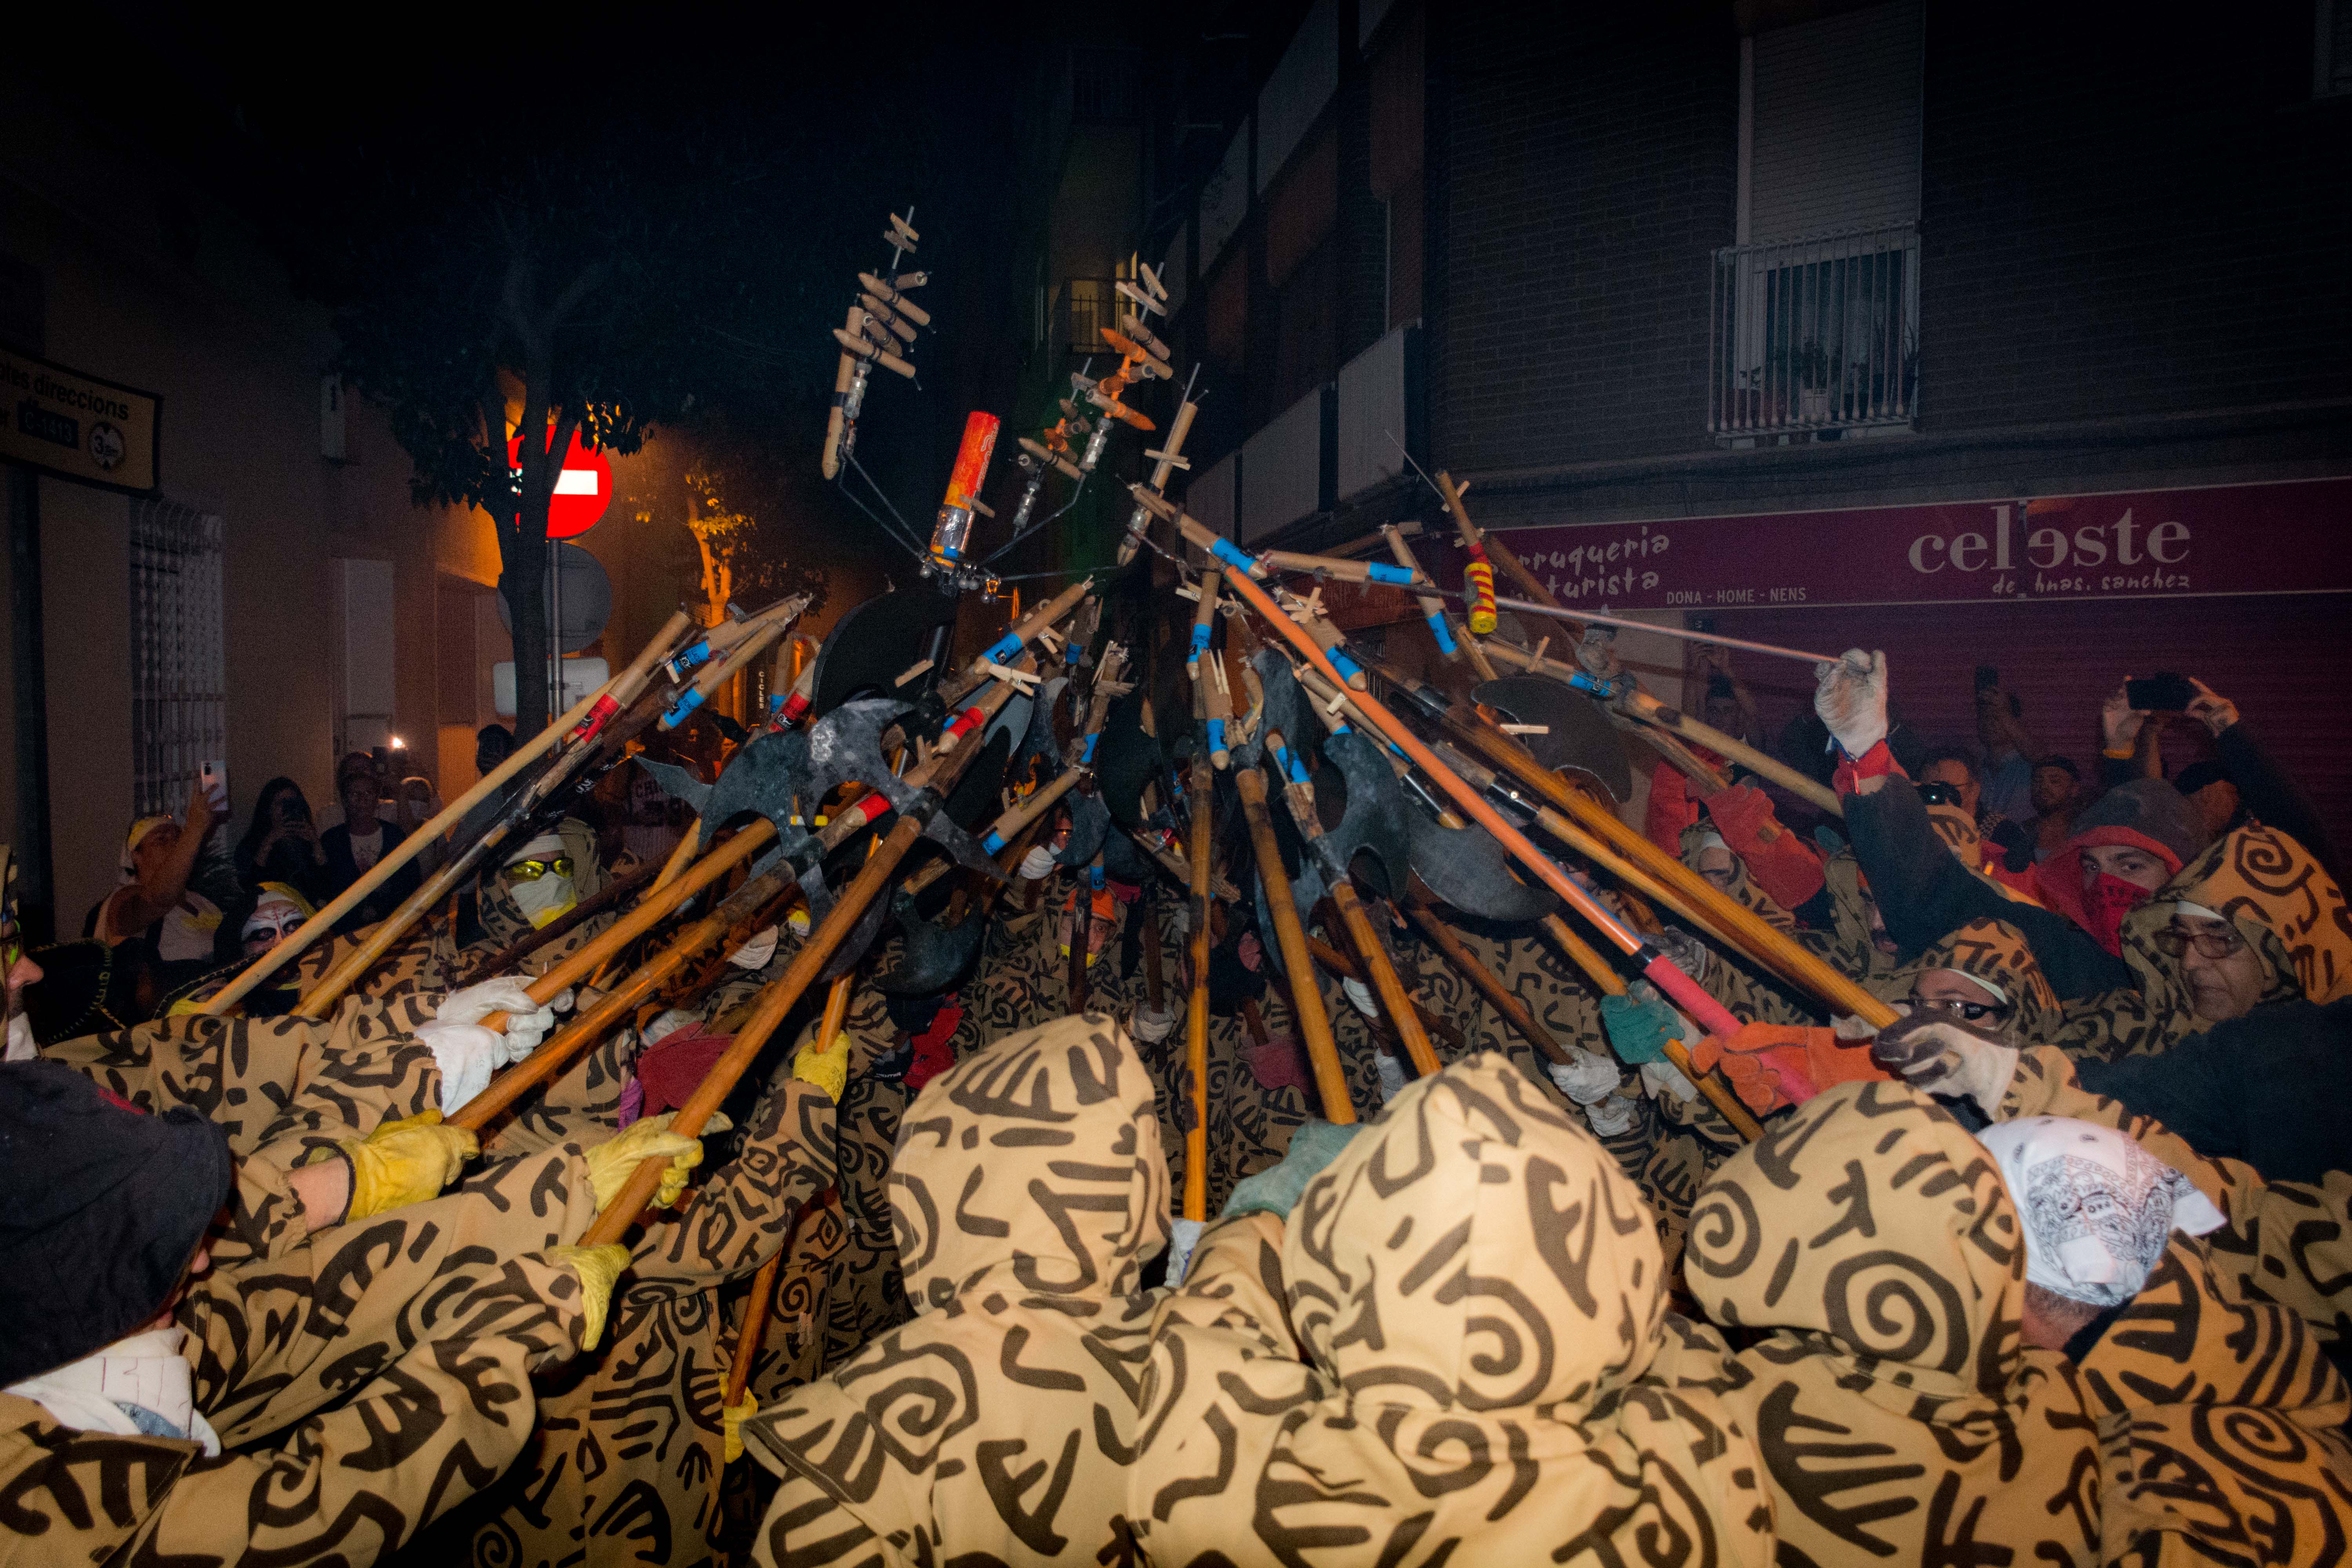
left=2099, top=675, right=2339, bottom=884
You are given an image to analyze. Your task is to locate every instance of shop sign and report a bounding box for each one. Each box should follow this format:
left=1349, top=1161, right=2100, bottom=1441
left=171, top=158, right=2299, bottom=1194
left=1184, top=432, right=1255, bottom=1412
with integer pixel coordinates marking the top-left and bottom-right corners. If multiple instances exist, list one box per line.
left=0, top=345, right=160, bottom=493
left=1461, top=477, right=2352, bottom=612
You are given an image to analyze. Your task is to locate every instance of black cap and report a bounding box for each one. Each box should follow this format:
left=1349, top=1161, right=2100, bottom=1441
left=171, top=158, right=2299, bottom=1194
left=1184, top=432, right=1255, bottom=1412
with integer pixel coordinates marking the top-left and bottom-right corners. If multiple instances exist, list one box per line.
left=0, top=1062, right=233, bottom=1384
left=2074, top=777, right=2210, bottom=868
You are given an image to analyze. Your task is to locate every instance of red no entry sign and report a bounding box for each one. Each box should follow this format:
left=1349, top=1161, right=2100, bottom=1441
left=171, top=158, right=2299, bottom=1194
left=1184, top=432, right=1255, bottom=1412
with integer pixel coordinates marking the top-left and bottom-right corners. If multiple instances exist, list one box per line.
left=507, top=429, right=614, bottom=540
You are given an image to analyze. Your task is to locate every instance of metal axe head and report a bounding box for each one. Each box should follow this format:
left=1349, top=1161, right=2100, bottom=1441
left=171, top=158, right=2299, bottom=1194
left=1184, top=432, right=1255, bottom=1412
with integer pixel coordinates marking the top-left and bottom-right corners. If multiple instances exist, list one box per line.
left=1017, top=674, right=1072, bottom=776
left=871, top=888, right=986, bottom=995
left=1404, top=805, right=1558, bottom=924
left=1094, top=688, right=1161, bottom=829
left=1473, top=675, right=1633, bottom=804
left=1250, top=847, right=1326, bottom=982
left=804, top=586, right=959, bottom=717
left=804, top=699, right=1000, bottom=878
left=1315, top=730, right=1412, bottom=902
left=1053, top=789, right=1112, bottom=869
left=635, top=757, right=714, bottom=818
left=1233, top=648, right=1307, bottom=776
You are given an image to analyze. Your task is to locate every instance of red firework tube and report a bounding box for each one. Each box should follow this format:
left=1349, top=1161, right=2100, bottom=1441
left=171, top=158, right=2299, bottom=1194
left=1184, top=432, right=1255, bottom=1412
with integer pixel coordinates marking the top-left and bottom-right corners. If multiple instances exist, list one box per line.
left=938, top=705, right=987, bottom=751
left=931, top=411, right=1001, bottom=564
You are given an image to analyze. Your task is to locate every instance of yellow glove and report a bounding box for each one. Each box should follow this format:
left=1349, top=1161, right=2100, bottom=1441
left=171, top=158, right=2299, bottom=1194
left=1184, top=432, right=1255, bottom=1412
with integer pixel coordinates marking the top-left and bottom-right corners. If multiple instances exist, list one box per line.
left=340, top=1111, right=479, bottom=1221
left=722, top=1390, right=758, bottom=1462
left=792, top=1027, right=851, bottom=1104
left=584, top=1114, right=711, bottom=1210
left=546, top=1242, right=631, bottom=1350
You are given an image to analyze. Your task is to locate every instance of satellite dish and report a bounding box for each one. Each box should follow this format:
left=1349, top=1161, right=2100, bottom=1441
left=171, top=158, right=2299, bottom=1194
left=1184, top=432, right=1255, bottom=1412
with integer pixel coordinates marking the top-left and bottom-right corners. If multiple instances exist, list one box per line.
left=498, top=541, right=612, bottom=654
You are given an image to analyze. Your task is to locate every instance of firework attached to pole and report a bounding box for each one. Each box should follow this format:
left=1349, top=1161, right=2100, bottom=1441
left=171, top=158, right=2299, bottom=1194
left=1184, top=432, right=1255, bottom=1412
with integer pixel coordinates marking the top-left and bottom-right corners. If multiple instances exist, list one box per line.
left=929, top=411, right=1002, bottom=570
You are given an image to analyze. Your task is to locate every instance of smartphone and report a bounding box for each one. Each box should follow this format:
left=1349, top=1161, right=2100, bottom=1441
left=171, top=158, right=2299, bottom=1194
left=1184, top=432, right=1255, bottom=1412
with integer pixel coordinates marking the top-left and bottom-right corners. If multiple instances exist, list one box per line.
left=2125, top=672, right=2197, bottom=712
left=1916, top=780, right=1965, bottom=809
left=199, top=759, right=229, bottom=814
left=1973, top=665, right=1999, bottom=692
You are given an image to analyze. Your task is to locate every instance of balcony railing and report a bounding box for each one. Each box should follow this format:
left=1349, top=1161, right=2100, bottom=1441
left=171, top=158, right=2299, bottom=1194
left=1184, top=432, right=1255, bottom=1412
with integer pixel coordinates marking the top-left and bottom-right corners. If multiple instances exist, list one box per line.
left=1063, top=278, right=1118, bottom=355
left=1709, top=223, right=1919, bottom=443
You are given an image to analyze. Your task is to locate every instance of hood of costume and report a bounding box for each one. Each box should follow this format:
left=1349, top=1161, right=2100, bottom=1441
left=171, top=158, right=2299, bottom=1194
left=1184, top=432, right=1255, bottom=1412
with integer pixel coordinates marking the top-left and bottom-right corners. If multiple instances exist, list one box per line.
left=2122, top=824, right=2352, bottom=1016
left=1687, top=1079, right=2100, bottom=1563
left=1130, top=1053, right=1775, bottom=1566
left=2031, top=778, right=2209, bottom=951
left=2076, top=1231, right=2352, bottom=1562
left=743, top=1013, right=1167, bottom=1565
left=1917, top=917, right=2064, bottom=1044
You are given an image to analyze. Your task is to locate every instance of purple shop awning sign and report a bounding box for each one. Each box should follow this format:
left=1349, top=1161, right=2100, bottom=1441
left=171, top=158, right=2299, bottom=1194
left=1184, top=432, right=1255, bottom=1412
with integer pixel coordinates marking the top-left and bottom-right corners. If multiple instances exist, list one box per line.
left=1468, top=477, right=2352, bottom=612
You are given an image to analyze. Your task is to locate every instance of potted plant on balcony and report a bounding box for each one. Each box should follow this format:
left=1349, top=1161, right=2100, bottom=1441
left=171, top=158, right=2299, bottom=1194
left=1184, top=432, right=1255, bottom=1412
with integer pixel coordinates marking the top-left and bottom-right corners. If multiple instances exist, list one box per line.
left=1793, top=339, right=1834, bottom=424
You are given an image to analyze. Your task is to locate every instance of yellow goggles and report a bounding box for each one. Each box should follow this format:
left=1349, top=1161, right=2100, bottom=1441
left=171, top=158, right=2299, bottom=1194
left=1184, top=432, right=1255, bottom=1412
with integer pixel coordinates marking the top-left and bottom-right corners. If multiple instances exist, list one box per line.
left=504, top=856, right=575, bottom=884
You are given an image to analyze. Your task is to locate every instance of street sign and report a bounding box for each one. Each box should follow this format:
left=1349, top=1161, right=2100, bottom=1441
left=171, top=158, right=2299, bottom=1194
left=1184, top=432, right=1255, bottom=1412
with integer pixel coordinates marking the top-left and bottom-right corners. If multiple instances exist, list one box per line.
left=497, top=540, right=612, bottom=653
left=507, top=428, right=614, bottom=539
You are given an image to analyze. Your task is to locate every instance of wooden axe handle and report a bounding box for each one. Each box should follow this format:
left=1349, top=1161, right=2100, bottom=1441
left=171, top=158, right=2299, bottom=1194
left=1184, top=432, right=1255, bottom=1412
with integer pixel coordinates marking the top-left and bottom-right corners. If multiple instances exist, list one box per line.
left=1234, top=767, right=1354, bottom=1125
left=1537, top=913, right=1764, bottom=1142
left=1181, top=756, right=1215, bottom=1222
left=1401, top=895, right=1572, bottom=1066
left=1303, top=927, right=1459, bottom=1062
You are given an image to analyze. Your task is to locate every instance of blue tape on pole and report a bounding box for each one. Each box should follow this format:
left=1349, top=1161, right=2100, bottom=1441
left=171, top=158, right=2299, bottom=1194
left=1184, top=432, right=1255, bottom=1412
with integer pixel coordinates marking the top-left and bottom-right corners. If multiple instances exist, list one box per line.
left=660, top=688, right=706, bottom=730
left=1365, top=562, right=1414, bottom=585
left=1081, top=733, right=1100, bottom=764
left=1189, top=623, right=1212, bottom=657
left=1328, top=648, right=1363, bottom=684
left=1209, top=537, right=1256, bottom=574
left=673, top=640, right=713, bottom=673
left=983, top=632, right=1023, bottom=666
left=982, top=830, right=1007, bottom=854
left=1425, top=612, right=1457, bottom=655
left=1090, top=865, right=1105, bottom=889
left=1207, top=719, right=1226, bottom=753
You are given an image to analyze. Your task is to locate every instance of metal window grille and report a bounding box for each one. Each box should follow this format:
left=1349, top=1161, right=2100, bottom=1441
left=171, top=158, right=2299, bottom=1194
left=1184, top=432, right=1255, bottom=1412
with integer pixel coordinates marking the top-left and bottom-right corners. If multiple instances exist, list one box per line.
left=1709, top=222, right=1920, bottom=443
left=1065, top=278, right=1118, bottom=354
left=129, top=499, right=226, bottom=817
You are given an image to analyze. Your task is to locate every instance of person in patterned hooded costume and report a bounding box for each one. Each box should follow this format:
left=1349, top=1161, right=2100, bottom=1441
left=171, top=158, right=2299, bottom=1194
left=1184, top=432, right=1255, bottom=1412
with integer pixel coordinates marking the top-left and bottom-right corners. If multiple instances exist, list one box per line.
left=1129, top=1051, right=1777, bottom=1567
left=1686, top=1078, right=2103, bottom=1565
left=0, top=1060, right=622, bottom=1567
left=2056, top=821, right=2352, bottom=1062
left=739, top=1011, right=1169, bottom=1566
left=1975, top=1116, right=2352, bottom=1563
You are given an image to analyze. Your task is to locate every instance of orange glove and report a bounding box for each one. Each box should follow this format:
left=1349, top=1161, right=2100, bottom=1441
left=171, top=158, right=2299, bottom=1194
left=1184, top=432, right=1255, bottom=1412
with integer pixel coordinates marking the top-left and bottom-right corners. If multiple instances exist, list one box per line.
left=1685, top=1023, right=1890, bottom=1116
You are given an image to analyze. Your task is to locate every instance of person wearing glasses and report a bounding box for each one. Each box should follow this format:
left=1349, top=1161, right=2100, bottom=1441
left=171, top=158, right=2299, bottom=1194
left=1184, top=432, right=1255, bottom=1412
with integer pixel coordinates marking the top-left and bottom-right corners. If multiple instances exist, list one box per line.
left=463, top=818, right=633, bottom=983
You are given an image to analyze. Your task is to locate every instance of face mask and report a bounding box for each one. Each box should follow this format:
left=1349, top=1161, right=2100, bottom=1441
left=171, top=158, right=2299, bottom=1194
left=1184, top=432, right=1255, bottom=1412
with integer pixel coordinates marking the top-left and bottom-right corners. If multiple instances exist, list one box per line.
left=4, top=1010, right=33, bottom=1063
left=2082, top=873, right=2154, bottom=956
left=509, top=869, right=577, bottom=929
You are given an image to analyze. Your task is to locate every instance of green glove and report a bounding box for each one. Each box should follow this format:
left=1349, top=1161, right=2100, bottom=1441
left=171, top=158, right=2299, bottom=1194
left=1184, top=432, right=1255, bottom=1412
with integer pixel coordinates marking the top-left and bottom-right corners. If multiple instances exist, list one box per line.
left=340, top=1111, right=479, bottom=1221
left=584, top=1114, right=723, bottom=1210
left=1223, top=1119, right=1365, bottom=1221
left=1600, top=984, right=1686, bottom=1066
left=546, top=1241, right=632, bottom=1350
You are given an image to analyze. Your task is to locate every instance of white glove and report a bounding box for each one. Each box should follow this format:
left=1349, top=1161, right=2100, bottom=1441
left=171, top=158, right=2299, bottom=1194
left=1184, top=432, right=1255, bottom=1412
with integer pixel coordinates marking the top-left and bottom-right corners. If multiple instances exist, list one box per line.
left=419, top=1019, right=503, bottom=1115
left=1164, top=1216, right=1205, bottom=1287
left=1651, top=928, right=1712, bottom=984
left=1019, top=846, right=1058, bottom=880
left=1341, top=977, right=1379, bottom=1018
left=436, top=977, right=558, bottom=1067
left=727, top=926, right=779, bottom=969
left=1813, top=649, right=1889, bottom=757
left=1871, top=1013, right=2020, bottom=1116
left=1641, top=1056, right=1698, bottom=1104
left=1583, top=1093, right=1638, bottom=1138
left=1546, top=1049, right=1620, bottom=1106
left=437, top=976, right=539, bottom=1027
left=1375, top=1051, right=1409, bottom=1103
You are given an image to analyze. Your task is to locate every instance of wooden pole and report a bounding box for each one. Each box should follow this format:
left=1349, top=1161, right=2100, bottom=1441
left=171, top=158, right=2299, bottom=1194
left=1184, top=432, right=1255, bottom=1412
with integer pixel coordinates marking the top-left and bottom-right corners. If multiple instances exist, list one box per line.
left=1399, top=894, right=1572, bottom=1066
left=1181, top=756, right=1214, bottom=1223
left=1234, top=767, right=1354, bottom=1125
left=1537, top=913, right=1764, bottom=1142
left=451, top=856, right=661, bottom=990
left=574, top=668, right=1021, bottom=1240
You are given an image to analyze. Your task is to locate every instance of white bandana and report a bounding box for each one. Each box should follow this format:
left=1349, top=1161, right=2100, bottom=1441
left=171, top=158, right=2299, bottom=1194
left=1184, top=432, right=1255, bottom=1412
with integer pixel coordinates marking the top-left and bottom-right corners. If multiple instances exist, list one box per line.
left=1980, top=1116, right=2227, bottom=1307
left=1018, top=845, right=1058, bottom=881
